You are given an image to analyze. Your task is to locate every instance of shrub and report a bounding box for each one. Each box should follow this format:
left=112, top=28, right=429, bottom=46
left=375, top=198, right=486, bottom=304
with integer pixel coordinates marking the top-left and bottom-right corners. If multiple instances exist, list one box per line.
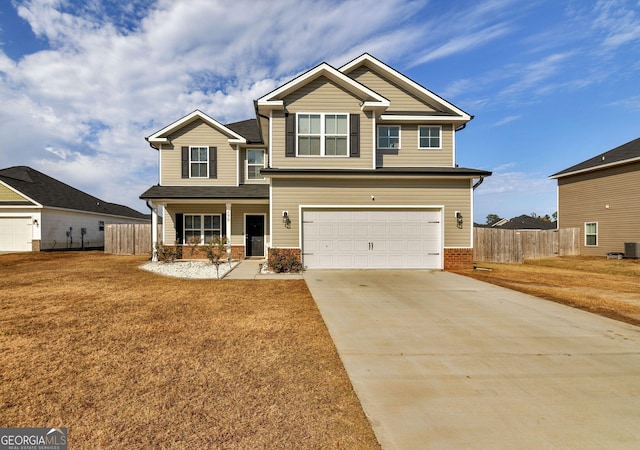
left=268, top=249, right=303, bottom=273
left=155, top=242, right=177, bottom=263
left=205, top=236, right=229, bottom=279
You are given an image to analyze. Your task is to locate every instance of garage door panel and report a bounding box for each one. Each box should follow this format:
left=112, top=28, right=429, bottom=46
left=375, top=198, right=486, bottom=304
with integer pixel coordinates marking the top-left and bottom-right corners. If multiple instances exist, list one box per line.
left=302, top=209, right=442, bottom=269
left=0, top=218, right=32, bottom=252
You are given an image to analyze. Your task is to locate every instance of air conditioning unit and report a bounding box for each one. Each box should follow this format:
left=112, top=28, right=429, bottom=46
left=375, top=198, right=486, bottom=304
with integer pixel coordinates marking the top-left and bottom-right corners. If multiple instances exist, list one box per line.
left=624, top=242, right=640, bottom=259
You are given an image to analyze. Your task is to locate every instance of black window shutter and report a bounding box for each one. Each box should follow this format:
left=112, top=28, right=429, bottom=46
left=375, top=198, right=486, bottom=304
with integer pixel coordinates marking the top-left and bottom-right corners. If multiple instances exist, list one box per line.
left=285, top=114, right=296, bottom=157
left=175, top=213, right=183, bottom=244
left=181, top=147, right=189, bottom=178
left=221, top=213, right=226, bottom=237
left=209, top=146, right=217, bottom=178
left=350, top=114, right=360, bottom=157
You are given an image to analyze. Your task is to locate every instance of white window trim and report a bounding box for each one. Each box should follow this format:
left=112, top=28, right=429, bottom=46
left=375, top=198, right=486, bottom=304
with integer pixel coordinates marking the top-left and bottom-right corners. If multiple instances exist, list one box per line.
left=296, top=112, right=349, bottom=157
left=377, top=125, right=401, bottom=149
left=584, top=221, right=598, bottom=247
left=418, top=125, right=442, bottom=150
left=184, top=214, right=222, bottom=244
left=246, top=149, right=266, bottom=181
left=189, top=145, right=209, bottom=178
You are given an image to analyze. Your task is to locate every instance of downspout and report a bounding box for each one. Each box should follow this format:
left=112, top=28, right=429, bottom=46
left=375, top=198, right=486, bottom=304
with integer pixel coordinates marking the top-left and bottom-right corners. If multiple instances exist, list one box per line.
left=473, top=176, right=484, bottom=190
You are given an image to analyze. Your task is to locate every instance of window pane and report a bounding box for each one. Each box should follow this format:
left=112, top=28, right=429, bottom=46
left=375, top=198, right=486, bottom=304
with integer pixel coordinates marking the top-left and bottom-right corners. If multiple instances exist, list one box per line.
left=309, top=115, right=320, bottom=134
left=378, top=126, right=399, bottom=148
left=185, top=215, right=194, bottom=228
left=309, top=136, right=320, bottom=154
left=325, top=115, right=337, bottom=134
left=586, top=223, right=596, bottom=234
left=248, top=166, right=261, bottom=179
left=248, top=150, right=264, bottom=165
left=327, top=137, right=347, bottom=155
left=204, top=215, right=212, bottom=229
left=337, top=115, right=347, bottom=134
left=212, top=215, right=221, bottom=229
left=586, top=235, right=597, bottom=246
left=185, top=230, right=200, bottom=241
left=299, top=137, right=310, bottom=155
left=298, top=115, right=310, bottom=134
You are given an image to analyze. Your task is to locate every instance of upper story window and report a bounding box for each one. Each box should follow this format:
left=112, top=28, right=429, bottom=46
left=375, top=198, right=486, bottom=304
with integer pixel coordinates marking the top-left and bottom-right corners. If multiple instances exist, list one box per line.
left=419, top=126, right=441, bottom=149
left=190, top=146, right=209, bottom=177
left=585, top=222, right=598, bottom=246
left=247, top=149, right=265, bottom=180
left=297, top=113, right=348, bottom=157
left=378, top=126, right=400, bottom=149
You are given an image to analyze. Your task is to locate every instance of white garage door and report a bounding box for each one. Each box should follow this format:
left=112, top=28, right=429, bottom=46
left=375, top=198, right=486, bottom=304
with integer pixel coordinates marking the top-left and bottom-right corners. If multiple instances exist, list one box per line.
left=302, top=209, right=442, bottom=269
left=0, top=218, right=32, bottom=252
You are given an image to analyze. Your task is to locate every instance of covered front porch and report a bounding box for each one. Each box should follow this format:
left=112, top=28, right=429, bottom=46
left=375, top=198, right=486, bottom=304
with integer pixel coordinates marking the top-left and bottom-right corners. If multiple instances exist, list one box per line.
left=140, top=185, right=269, bottom=261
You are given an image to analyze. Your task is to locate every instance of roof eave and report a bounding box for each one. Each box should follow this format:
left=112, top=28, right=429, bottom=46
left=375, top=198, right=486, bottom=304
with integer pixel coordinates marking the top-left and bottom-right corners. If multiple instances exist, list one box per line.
left=550, top=155, right=640, bottom=179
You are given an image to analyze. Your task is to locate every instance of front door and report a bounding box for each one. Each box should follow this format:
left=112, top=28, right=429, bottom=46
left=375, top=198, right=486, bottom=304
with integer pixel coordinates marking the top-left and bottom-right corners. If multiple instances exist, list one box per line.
left=245, top=215, right=265, bottom=257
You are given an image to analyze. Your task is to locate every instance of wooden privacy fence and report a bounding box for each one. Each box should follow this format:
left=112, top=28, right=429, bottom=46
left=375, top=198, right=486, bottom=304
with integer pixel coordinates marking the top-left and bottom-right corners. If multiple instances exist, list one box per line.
left=104, top=224, right=160, bottom=255
left=474, top=227, right=580, bottom=263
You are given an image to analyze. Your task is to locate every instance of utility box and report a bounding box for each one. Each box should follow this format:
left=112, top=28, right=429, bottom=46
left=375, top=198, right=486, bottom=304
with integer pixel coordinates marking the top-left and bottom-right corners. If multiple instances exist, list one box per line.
left=624, top=242, right=640, bottom=259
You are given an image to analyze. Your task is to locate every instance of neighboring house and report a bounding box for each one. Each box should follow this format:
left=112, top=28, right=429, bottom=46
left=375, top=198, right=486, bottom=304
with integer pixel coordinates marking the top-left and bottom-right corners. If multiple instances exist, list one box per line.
left=141, top=54, right=491, bottom=270
left=488, top=215, right=556, bottom=230
left=0, top=166, right=148, bottom=252
left=550, top=137, right=640, bottom=256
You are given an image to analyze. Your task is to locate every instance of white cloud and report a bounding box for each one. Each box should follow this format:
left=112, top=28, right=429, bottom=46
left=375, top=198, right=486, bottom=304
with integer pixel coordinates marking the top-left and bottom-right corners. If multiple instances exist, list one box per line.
left=493, top=115, right=521, bottom=126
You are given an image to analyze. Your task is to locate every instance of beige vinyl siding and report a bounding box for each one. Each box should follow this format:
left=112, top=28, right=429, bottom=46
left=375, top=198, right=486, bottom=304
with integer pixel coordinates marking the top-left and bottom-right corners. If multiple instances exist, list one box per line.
left=270, top=77, right=374, bottom=169
left=271, top=177, right=472, bottom=248
left=557, top=161, right=640, bottom=256
left=0, top=184, right=29, bottom=202
left=161, top=119, right=238, bottom=186
left=347, top=66, right=439, bottom=112
left=163, top=203, right=269, bottom=247
left=378, top=124, right=454, bottom=167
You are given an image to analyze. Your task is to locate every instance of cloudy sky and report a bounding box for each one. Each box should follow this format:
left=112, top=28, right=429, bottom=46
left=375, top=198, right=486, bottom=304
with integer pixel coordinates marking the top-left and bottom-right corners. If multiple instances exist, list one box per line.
left=1, top=0, right=639, bottom=223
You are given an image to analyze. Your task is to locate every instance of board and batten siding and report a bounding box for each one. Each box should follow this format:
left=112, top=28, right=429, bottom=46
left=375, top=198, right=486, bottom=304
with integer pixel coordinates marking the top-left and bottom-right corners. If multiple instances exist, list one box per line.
left=270, top=177, right=472, bottom=249
left=270, top=77, right=374, bottom=169
left=163, top=203, right=269, bottom=247
left=160, top=119, right=238, bottom=186
left=346, top=65, right=439, bottom=112
left=377, top=123, right=454, bottom=168
left=557, top=161, right=640, bottom=256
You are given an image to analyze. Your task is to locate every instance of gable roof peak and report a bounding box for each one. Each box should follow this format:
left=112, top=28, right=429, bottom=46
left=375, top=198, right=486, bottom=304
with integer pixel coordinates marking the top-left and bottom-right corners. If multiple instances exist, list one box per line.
left=256, top=59, right=389, bottom=111
left=146, top=109, right=247, bottom=146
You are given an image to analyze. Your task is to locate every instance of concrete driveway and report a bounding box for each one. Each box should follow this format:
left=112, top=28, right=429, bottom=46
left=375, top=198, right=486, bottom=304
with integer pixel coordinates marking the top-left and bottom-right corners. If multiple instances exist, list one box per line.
left=304, top=270, right=640, bottom=450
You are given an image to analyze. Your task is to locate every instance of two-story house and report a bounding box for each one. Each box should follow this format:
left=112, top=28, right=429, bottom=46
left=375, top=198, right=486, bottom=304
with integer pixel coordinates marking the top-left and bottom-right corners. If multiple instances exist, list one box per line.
left=141, top=54, right=490, bottom=270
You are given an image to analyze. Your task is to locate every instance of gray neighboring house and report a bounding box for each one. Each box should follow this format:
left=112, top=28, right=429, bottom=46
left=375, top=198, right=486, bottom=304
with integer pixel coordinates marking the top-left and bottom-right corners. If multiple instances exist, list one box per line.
left=0, top=166, right=148, bottom=252
left=489, top=215, right=556, bottom=230
left=550, top=137, right=640, bottom=256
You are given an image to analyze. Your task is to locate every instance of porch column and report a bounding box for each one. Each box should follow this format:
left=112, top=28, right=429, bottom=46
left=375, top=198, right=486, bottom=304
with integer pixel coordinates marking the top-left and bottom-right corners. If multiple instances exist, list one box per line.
left=226, top=202, right=232, bottom=259
left=151, top=203, right=158, bottom=261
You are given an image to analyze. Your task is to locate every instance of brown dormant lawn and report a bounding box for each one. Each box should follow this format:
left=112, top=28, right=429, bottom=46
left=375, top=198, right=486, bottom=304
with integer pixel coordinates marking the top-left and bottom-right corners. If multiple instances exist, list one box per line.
left=454, top=256, right=640, bottom=326
left=0, top=252, right=380, bottom=449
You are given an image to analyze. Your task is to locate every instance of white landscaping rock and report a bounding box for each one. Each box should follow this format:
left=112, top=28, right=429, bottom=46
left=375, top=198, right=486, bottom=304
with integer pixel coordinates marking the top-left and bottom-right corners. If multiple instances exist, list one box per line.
left=140, top=260, right=238, bottom=279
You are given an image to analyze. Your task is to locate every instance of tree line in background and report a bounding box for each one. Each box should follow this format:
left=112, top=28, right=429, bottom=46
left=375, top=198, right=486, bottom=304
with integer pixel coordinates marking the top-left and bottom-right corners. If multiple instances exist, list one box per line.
left=486, top=212, right=557, bottom=225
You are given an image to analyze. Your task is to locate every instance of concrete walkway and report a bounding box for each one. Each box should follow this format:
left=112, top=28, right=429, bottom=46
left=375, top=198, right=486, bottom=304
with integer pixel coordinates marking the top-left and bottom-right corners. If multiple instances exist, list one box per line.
left=304, top=269, right=640, bottom=450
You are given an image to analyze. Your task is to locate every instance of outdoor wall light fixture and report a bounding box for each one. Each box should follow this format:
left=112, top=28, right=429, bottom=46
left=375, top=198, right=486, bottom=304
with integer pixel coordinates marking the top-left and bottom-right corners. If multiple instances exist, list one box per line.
left=455, top=211, right=463, bottom=229
left=282, top=211, right=291, bottom=228
left=33, top=219, right=38, bottom=226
